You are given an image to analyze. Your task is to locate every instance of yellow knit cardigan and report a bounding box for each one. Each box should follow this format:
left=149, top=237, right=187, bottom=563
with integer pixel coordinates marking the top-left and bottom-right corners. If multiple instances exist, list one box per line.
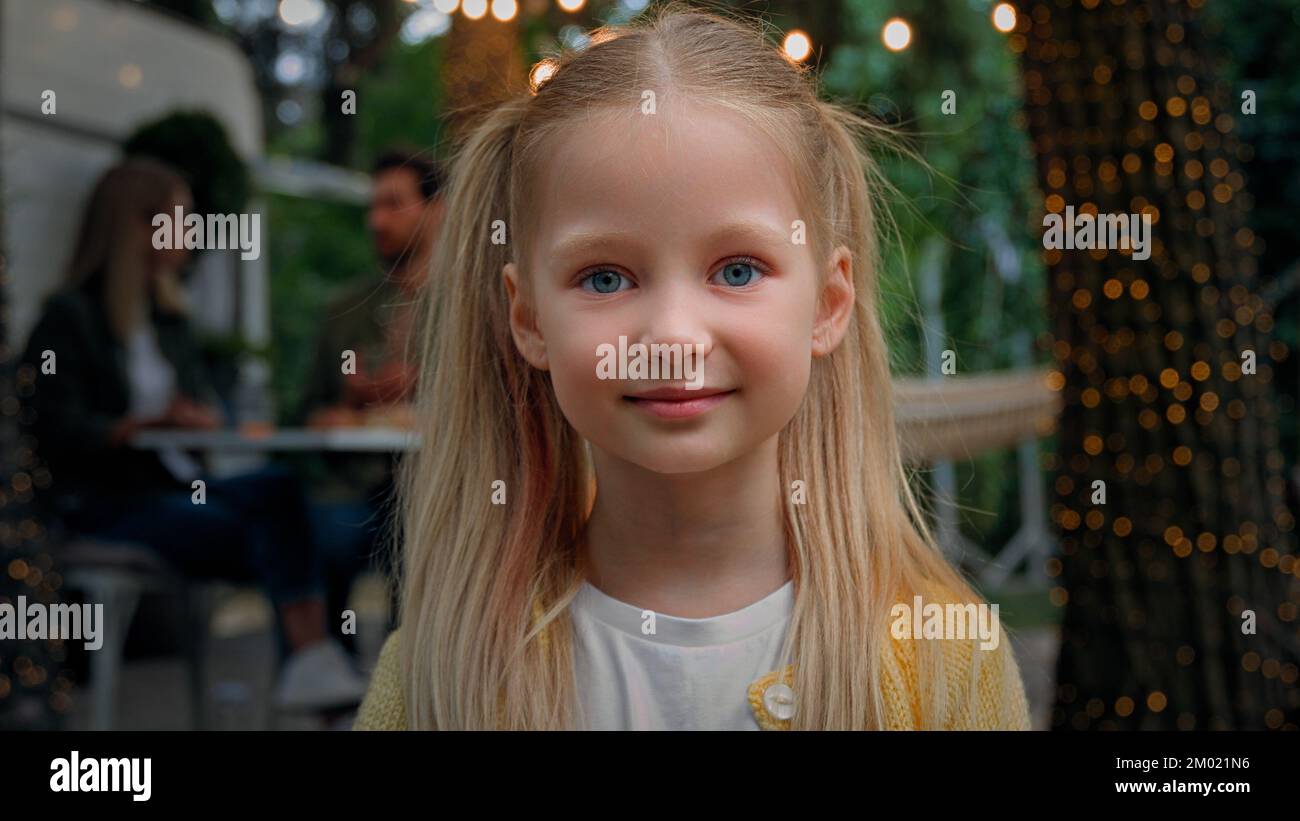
left=353, top=592, right=1034, bottom=730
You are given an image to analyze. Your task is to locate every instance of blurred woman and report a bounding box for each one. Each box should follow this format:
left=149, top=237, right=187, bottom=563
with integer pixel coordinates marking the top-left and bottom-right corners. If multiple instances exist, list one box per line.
left=20, top=157, right=365, bottom=712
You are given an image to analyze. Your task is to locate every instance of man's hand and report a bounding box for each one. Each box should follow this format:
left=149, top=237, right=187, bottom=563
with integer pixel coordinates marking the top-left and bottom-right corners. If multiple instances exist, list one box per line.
left=359, top=402, right=416, bottom=430
left=306, top=405, right=361, bottom=429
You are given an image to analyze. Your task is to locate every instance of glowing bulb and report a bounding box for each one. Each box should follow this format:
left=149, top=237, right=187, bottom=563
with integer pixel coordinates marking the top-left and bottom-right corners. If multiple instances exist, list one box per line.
left=992, top=3, right=1016, bottom=33
left=490, top=0, right=517, bottom=22
left=558, top=0, right=586, bottom=11
left=882, top=18, right=911, bottom=52
left=462, top=0, right=487, bottom=20
left=783, top=30, right=812, bottom=62
left=278, top=0, right=324, bottom=27
left=433, top=0, right=460, bottom=13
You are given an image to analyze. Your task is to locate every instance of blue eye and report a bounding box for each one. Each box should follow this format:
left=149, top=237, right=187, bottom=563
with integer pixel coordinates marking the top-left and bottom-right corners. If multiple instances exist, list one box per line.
left=712, top=259, right=764, bottom=287
left=580, top=270, right=631, bottom=294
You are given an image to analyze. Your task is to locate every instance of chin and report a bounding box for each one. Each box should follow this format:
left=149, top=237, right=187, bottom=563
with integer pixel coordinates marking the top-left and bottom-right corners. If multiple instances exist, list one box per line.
left=612, top=439, right=742, bottom=476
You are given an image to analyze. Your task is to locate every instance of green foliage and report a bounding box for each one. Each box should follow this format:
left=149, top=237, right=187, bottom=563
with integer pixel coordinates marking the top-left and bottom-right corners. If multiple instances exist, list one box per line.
left=123, top=110, right=251, bottom=215
left=264, top=37, right=448, bottom=421
left=825, top=0, right=1046, bottom=377
left=265, top=38, right=451, bottom=165
left=264, top=193, right=373, bottom=421
left=354, top=37, right=453, bottom=168
left=823, top=0, right=1048, bottom=556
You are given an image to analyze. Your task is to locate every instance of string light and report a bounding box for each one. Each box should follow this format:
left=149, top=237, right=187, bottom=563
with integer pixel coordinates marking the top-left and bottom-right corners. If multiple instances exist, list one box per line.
left=490, top=0, right=517, bottom=23
left=1021, top=0, right=1295, bottom=730
left=992, top=3, right=1016, bottom=34
left=782, top=29, right=812, bottom=63
left=277, top=0, right=324, bottom=28
left=881, top=18, right=911, bottom=52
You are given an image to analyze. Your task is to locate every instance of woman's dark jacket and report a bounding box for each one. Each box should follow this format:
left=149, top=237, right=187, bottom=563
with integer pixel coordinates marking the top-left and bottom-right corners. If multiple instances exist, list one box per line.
left=18, top=277, right=212, bottom=512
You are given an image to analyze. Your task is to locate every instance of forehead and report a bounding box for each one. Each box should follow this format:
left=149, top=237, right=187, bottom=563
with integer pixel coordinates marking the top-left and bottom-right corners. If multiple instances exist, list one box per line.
left=372, top=167, right=422, bottom=199
left=528, top=100, right=804, bottom=267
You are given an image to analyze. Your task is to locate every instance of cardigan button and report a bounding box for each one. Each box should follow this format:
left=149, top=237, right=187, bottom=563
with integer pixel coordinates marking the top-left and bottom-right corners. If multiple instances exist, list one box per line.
left=762, top=682, right=795, bottom=721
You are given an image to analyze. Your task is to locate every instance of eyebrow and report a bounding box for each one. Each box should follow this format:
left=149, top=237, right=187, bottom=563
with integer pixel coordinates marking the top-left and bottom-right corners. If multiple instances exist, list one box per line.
left=548, top=219, right=790, bottom=265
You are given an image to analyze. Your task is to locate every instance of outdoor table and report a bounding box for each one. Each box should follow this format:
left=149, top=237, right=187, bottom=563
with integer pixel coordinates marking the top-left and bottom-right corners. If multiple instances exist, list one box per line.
left=130, top=427, right=420, bottom=453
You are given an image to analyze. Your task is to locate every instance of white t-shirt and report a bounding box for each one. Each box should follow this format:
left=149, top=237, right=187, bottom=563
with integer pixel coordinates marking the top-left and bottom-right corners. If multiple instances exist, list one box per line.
left=125, top=322, right=177, bottom=420
left=570, top=578, right=795, bottom=730
left=124, top=322, right=202, bottom=484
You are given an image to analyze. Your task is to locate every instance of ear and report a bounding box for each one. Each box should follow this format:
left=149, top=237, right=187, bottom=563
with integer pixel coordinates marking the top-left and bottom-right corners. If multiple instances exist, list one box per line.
left=811, top=245, right=855, bottom=358
left=502, top=262, right=549, bottom=370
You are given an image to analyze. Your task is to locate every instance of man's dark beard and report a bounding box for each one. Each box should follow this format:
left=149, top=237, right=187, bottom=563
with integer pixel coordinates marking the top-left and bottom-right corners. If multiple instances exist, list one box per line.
left=380, top=241, right=415, bottom=279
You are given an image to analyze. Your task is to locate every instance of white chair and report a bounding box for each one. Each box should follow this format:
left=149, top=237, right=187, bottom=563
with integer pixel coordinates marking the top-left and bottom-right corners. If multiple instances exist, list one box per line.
left=59, top=539, right=216, bottom=730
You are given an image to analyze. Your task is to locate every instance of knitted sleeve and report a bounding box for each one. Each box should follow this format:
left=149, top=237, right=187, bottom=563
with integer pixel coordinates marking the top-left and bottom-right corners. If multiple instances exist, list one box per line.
left=942, top=617, right=1033, bottom=730
left=987, top=630, right=1033, bottom=729
left=884, top=585, right=1035, bottom=730
left=353, top=629, right=409, bottom=730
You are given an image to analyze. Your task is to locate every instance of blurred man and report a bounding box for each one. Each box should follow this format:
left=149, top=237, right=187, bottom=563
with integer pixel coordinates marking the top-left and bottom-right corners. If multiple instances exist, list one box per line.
left=295, top=149, right=446, bottom=658
left=301, top=150, right=445, bottom=426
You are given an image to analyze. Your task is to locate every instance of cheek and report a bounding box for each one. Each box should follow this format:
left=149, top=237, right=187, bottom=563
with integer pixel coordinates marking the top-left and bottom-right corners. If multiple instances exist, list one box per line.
left=399, top=211, right=423, bottom=234
left=726, top=298, right=815, bottom=413
left=536, top=305, right=619, bottom=425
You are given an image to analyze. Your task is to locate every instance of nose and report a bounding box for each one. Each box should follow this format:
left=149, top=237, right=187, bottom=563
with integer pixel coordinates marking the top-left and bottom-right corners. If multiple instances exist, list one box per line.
left=633, top=278, right=713, bottom=368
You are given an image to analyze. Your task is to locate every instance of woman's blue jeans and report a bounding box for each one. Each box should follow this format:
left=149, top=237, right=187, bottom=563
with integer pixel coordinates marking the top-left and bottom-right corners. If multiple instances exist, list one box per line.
left=61, top=463, right=323, bottom=660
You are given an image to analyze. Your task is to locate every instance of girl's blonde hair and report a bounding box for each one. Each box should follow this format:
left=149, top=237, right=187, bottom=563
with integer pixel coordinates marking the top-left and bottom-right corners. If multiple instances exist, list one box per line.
left=397, top=0, right=986, bottom=729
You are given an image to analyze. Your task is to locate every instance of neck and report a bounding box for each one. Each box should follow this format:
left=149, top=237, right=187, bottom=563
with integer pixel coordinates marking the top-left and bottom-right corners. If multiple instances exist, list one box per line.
left=580, top=433, right=790, bottom=618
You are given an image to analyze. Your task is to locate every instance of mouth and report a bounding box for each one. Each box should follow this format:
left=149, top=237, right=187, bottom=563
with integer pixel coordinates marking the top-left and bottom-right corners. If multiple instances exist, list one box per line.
left=623, top=387, right=735, bottom=419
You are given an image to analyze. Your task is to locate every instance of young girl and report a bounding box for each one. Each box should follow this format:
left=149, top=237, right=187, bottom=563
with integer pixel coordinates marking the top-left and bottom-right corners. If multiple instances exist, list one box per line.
left=355, top=1, right=1031, bottom=730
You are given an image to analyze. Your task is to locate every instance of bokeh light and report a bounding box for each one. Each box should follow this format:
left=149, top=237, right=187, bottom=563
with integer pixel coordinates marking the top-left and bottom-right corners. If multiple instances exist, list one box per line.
left=882, top=18, right=912, bottom=52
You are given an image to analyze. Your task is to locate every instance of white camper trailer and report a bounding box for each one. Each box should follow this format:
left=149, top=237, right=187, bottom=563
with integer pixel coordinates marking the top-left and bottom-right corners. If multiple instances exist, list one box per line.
left=0, top=0, right=267, bottom=351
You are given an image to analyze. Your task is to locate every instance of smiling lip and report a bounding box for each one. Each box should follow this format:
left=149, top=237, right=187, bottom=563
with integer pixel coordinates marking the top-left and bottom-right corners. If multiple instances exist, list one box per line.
left=623, top=387, right=735, bottom=419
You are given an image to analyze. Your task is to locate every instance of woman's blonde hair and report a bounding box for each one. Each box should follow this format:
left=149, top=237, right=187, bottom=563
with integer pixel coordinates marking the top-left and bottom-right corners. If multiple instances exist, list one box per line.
left=397, top=0, right=986, bottom=729
left=65, top=156, right=190, bottom=338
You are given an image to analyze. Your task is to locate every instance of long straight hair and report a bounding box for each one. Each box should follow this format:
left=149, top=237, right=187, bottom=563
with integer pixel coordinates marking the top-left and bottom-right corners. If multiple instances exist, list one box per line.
left=64, top=157, right=188, bottom=338
left=397, top=1, right=988, bottom=729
